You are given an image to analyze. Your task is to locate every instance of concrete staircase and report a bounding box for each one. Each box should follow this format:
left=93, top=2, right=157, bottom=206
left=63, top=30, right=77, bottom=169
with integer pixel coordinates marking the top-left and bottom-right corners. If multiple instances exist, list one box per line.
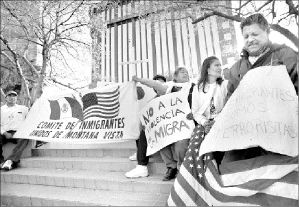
left=1, top=141, right=172, bottom=206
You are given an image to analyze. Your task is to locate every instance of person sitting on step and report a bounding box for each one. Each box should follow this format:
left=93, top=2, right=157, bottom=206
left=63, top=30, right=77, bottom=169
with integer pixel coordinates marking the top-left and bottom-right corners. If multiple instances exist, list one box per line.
left=1, top=90, right=29, bottom=171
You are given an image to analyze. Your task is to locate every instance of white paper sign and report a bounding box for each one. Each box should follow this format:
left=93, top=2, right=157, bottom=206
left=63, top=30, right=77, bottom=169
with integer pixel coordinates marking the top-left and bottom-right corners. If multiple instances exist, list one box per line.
left=140, top=90, right=195, bottom=156
left=199, top=65, right=298, bottom=157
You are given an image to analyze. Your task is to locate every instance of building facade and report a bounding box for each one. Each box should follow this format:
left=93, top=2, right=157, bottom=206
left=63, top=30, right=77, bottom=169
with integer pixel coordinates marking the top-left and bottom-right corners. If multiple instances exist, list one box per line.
left=90, top=0, right=238, bottom=83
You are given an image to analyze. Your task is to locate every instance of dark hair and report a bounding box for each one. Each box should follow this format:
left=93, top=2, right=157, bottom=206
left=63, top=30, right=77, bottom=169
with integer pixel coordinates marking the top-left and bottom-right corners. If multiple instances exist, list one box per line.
left=173, top=66, right=188, bottom=83
left=240, top=13, right=270, bottom=33
left=197, top=56, right=223, bottom=93
left=153, top=74, right=166, bottom=82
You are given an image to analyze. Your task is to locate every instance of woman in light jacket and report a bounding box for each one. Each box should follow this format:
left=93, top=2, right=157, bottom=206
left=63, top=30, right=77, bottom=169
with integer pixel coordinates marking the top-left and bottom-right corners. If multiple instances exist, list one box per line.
left=192, top=56, right=227, bottom=132
left=191, top=56, right=227, bottom=164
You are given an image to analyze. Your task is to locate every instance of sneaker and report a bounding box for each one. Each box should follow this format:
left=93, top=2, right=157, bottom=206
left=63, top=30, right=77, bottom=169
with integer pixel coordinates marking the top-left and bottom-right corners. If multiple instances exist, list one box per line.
left=129, top=152, right=137, bottom=161
left=125, top=165, right=149, bottom=178
left=162, top=167, right=178, bottom=181
left=1, top=160, right=13, bottom=171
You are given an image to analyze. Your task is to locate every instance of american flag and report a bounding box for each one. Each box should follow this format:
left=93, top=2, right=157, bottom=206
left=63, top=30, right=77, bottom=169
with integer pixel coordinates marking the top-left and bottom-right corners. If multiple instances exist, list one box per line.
left=82, top=86, right=120, bottom=120
left=167, top=125, right=298, bottom=206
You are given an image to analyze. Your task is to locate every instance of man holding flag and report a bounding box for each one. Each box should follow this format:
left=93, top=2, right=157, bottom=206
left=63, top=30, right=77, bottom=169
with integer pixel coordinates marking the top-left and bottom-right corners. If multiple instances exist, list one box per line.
left=167, top=13, right=298, bottom=206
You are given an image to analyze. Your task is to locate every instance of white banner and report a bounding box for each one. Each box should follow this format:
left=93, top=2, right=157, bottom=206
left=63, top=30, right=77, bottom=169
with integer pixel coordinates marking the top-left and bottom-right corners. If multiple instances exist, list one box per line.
left=199, top=65, right=298, bottom=157
left=14, top=82, right=140, bottom=143
left=140, top=89, right=195, bottom=156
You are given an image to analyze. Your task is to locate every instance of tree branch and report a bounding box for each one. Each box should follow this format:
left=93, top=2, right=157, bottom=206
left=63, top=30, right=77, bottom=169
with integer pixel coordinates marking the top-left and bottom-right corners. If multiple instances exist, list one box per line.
left=192, top=10, right=243, bottom=24
left=255, top=0, right=273, bottom=12
left=192, top=10, right=298, bottom=49
left=0, top=64, right=18, bottom=75
left=270, top=24, right=299, bottom=48
left=45, top=1, right=85, bottom=37
left=237, top=0, right=252, bottom=12
left=286, top=0, right=299, bottom=15
left=0, top=36, right=31, bottom=102
left=2, top=2, right=30, bottom=39
left=20, top=54, right=40, bottom=77
left=50, top=78, right=80, bottom=93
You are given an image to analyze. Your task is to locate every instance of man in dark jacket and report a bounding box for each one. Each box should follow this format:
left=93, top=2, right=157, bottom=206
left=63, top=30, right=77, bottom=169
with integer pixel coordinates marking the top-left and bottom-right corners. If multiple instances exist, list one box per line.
left=223, top=13, right=298, bottom=162
left=227, top=13, right=298, bottom=101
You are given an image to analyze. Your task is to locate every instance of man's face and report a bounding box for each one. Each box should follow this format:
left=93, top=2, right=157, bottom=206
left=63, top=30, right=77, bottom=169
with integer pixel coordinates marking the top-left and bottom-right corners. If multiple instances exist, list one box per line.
left=6, top=94, right=17, bottom=105
left=242, top=23, right=269, bottom=56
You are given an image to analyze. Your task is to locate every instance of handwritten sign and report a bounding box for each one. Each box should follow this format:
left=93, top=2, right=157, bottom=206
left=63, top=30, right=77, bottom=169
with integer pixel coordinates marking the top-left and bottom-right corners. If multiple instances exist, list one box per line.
left=14, top=82, right=140, bottom=143
left=199, top=65, right=298, bottom=157
left=140, top=90, right=195, bottom=156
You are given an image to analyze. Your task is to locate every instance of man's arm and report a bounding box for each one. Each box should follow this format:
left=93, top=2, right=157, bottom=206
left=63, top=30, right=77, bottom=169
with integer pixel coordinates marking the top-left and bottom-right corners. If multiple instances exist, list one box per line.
left=278, top=47, right=298, bottom=94
left=225, top=62, right=240, bottom=104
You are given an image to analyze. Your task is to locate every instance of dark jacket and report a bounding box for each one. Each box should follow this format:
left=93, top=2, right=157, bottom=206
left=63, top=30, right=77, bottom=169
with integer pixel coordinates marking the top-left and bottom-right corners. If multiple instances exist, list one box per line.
left=226, top=43, right=298, bottom=101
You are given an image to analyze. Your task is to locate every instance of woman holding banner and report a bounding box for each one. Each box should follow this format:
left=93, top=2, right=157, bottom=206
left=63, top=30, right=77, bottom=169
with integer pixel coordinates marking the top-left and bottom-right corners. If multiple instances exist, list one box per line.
left=132, top=66, right=195, bottom=181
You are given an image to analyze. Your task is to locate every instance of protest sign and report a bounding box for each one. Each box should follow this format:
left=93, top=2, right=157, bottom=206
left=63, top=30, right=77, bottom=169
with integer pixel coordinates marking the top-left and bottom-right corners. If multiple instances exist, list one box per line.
left=14, top=82, right=140, bottom=143
left=199, top=65, right=298, bottom=157
left=140, top=88, right=195, bottom=156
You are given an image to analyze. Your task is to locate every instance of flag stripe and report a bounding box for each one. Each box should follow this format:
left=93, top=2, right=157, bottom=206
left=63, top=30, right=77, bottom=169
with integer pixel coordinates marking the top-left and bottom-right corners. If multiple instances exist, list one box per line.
left=167, top=194, right=176, bottom=207
left=221, top=163, right=298, bottom=187
left=84, top=114, right=119, bottom=120
left=49, top=100, right=60, bottom=120
left=95, top=91, right=120, bottom=99
left=95, top=97, right=119, bottom=103
left=83, top=109, right=119, bottom=117
left=233, top=167, right=298, bottom=191
left=206, top=163, right=260, bottom=196
left=173, top=177, right=197, bottom=206
left=175, top=169, right=209, bottom=206
left=205, top=165, right=297, bottom=206
left=205, top=175, right=298, bottom=207
left=64, top=97, right=83, bottom=120
left=83, top=101, right=120, bottom=110
left=169, top=180, right=188, bottom=207
left=83, top=104, right=120, bottom=115
left=179, top=165, right=251, bottom=206
left=279, top=170, right=298, bottom=184
left=262, top=182, right=298, bottom=199
left=219, top=154, right=298, bottom=174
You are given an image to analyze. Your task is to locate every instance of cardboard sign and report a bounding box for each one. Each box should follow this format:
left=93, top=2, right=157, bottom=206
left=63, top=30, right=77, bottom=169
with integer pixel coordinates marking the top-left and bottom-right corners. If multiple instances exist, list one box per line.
left=199, top=65, right=298, bottom=157
left=140, top=88, right=195, bottom=156
left=14, top=82, right=140, bottom=143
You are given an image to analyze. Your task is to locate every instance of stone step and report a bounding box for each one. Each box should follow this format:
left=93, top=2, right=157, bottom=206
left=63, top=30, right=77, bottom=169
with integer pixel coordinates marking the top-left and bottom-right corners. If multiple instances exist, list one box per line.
left=20, top=157, right=166, bottom=174
left=32, top=141, right=136, bottom=158
left=1, top=183, right=168, bottom=206
left=32, top=148, right=163, bottom=161
left=1, top=168, right=173, bottom=194
left=32, top=141, right=163, bottom=161
left=32, top=148, right=136, bottom=159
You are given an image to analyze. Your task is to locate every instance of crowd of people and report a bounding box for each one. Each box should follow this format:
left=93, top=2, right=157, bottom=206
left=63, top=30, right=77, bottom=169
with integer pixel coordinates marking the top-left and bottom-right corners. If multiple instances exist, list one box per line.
left=1, top=13, right=297, bottom=205
left=125, top=13, right=298, bottom=182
